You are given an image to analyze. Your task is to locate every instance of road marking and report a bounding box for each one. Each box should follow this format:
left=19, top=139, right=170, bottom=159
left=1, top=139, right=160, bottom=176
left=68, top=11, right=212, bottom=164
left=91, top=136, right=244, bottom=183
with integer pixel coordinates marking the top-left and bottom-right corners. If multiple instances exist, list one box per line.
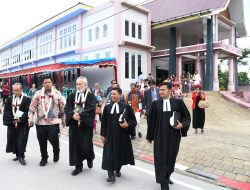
left=59, top=137, right=207, bottom=190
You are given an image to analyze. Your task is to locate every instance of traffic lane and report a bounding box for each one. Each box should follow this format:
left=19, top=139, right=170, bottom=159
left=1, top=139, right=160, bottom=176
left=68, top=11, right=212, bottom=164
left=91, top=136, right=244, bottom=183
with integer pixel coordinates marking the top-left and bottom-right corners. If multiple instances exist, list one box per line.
left=0, top=125, right=230, bottom=190
left=0, top=126, right=157, bottom=190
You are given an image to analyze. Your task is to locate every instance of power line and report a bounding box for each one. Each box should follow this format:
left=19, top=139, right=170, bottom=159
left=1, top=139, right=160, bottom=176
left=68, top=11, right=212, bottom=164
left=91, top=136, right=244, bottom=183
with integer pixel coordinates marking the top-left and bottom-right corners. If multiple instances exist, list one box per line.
left=0, top=0, right=157, bottom=68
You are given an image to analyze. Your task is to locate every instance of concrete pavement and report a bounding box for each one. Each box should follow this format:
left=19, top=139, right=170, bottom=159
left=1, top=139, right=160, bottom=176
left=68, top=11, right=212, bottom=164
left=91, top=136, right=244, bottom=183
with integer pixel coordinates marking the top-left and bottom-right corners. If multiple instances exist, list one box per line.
left=84, top=92, right=250, bottom=189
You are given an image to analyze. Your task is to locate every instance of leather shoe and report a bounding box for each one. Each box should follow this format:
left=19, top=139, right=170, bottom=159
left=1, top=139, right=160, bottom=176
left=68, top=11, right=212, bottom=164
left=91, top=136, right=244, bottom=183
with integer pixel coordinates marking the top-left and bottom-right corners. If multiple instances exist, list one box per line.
left=39, top=159, right=48, bottom=166
left=71, top=168, right=82, bottom=176
left=87, top=160, right=93, bottom=169
left=53, top=153, right=59, bottom=162
left=169, top=179, right=174, bottom=184
left=107, top=176, right=115, bottom=183
left=115, top=171, right=121, bottom=177
left=13, top=157, right=18, bottom=161
left=138, top=132, right=142, bottom=138
left=19, top=158, right=26, bottom=165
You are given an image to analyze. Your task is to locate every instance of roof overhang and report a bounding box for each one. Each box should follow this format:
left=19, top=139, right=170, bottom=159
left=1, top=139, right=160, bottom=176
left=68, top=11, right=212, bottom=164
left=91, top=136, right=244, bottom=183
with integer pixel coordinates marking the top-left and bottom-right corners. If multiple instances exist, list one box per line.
left=228, top=0, right=247, bottom=37
left=152, top=10, right=214, bottom=30
left=121, top=1, right=150, bottom=14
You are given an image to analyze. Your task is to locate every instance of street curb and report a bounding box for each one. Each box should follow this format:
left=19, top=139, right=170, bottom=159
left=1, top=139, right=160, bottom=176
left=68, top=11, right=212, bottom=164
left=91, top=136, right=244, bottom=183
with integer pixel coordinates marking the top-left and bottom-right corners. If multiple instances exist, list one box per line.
left=217, top=176, right=250, bottom=190
left=131, top=152, right=250, bottom=190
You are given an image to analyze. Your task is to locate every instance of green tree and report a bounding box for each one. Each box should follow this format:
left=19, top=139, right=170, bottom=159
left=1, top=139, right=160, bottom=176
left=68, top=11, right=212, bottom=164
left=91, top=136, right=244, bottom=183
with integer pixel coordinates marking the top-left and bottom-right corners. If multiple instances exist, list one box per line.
left=218, top=65, right=228, bottom=90
left=238, top=48, right=250, bottom=66
left=238, top=72, right=250, bottom=84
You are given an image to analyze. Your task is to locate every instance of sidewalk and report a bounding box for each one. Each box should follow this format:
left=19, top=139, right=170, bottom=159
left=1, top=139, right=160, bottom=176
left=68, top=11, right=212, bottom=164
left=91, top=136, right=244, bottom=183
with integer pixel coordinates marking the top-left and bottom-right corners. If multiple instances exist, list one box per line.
left=55, top=92, right=250, bottom=189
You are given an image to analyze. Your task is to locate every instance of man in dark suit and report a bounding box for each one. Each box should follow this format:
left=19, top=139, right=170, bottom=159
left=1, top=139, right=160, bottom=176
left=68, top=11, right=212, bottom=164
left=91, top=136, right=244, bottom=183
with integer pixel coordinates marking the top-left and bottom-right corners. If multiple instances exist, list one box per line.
left=143, top=80, right=160, bottom=117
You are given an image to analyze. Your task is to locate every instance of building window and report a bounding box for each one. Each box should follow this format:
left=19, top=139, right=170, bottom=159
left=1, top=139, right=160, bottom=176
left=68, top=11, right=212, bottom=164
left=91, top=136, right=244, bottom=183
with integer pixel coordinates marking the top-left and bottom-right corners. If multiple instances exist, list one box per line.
left=88, top=29, right=92, bottom=41
left=125, top=52, right=129, bottom=79
left=138, top=54, right=142, bottom=75
left=138, top=24, right=142, bottom=39
left=103, top=24, right=108, bottom=37
left=105, top=51, right=110, bottom=58
left=131, top=54, right=135, bottom=79
left=132, top=22, right=136, bottom=38
left=95, top=53, right=100, bottom=59
left=95, top=27, right=99, bottom=40
left=72, top=33, right=76, bottom=46
left=125, top=20, right=129, bottom=36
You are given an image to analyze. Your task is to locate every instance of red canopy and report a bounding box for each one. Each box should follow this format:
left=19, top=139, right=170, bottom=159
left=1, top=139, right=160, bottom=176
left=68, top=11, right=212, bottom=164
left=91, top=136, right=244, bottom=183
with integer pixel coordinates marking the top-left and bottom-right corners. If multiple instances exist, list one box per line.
left=0, top=60, right=116, bottom=78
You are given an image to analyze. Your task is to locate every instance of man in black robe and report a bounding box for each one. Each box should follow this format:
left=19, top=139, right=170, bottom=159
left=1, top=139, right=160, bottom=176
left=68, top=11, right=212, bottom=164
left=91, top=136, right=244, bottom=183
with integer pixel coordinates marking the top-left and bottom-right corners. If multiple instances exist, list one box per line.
left=101, top=87, right=137, bottom=183
left=3, top=83, right=31, bottom=165
left=64, top=76, right=96, bottom=176
left=146, top=82, right=191, bottom=190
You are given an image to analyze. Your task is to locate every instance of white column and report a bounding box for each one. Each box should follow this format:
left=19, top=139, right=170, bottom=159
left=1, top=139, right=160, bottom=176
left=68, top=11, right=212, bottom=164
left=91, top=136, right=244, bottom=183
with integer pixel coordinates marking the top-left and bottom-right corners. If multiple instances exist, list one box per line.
left=176, top=29, right=182, bottom=80
left=228, top=57, right=235, bottom=91
left=176, top=55, right=182, bottom=80
left=196, top=54, right=201, bottom=74
left=229, top=25, right=236, bottom=46
left=213, top=52, right=219, bottom=91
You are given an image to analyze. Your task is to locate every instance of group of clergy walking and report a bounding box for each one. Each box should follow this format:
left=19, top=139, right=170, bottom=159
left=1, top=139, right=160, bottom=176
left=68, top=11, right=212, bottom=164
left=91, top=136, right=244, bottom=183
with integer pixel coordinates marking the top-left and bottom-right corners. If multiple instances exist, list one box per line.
left=3, top=75, right=191, bottom=190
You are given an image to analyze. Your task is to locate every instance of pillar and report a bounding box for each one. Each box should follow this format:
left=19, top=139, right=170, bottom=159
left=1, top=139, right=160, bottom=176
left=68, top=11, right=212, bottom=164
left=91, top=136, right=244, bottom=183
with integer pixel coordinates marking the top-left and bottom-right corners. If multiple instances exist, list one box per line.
left=176, top=29, right=182, bottom=80
left=176, top=56, right=182, bottom=80
left=205, top=17, right=214, bottom=91
left=228, top=57, right=235, bottom=91
left=169, top=27, right=176, bottom=76
left=213, top=52, right=219, bottom=91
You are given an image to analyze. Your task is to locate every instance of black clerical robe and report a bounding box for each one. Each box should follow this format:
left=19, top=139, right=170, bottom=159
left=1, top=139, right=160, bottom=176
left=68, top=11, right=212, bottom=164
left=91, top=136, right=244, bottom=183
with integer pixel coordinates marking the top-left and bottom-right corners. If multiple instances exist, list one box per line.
left=64, top=91, right=96, bottom=166
left=3, top=95, right=31, bottom=158
left=101, top=101, right=137, bottom=171
left=146, top=98, right=191, bottom=184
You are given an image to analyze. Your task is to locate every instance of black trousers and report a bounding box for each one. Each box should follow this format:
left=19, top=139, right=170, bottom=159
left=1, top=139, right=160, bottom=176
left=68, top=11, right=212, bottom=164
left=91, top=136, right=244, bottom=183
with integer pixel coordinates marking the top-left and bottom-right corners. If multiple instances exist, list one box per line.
left=36, top=124, right=60, bottom=159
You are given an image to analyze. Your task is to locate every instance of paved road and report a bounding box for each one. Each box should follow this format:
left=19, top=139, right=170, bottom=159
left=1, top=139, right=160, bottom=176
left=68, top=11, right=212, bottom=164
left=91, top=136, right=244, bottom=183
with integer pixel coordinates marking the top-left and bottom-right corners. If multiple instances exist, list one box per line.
left=0, top=120, right=231, bottom=190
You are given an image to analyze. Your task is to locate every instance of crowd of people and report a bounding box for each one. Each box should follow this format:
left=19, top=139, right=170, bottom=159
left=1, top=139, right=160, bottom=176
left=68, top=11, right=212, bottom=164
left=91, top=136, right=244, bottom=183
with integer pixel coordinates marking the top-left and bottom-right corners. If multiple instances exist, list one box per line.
left=1, top=70, right=207, bottom=190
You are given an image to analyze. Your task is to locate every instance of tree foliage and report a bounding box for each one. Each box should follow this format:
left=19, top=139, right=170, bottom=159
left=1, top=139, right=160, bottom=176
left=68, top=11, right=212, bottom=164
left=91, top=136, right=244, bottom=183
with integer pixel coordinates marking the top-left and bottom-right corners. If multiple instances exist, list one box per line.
left=237, top=48, right=250, bottom=66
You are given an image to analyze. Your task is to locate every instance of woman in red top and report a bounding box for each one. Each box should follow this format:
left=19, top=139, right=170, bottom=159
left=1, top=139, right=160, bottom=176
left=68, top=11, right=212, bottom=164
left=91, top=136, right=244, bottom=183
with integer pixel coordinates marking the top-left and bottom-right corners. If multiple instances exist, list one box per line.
left=192, top=84, right=206, bottom=134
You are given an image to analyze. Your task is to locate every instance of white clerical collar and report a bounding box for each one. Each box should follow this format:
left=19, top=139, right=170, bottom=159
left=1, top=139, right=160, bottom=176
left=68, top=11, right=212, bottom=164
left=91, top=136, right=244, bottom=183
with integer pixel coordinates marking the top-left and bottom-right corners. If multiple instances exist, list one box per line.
left=111, top=102, right=119, bottom=114
left=163, top=98, right=171, bottom=112
left=75, top=89, right=89, bottom=108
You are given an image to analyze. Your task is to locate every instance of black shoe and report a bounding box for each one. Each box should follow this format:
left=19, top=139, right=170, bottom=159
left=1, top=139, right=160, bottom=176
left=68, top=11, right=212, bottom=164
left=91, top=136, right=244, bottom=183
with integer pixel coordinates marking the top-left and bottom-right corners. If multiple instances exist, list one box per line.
left=13, top=157, right=18, bottom=161
left=39, top=159, right=48, bottom=166
left=115, top=171, right=121, bottom=177
left=169, top=179, right=174, bottom=184
left=107, top=176, right=115, bottom=183
left=87, top=160, right=93, bottom=169
left=53, top=153, right=59, bottom=162
left=19, top=158, right=26, bottom=166
left=138, top=132, right=142, bottom=138
left=71, top=168, right=83, bottom=176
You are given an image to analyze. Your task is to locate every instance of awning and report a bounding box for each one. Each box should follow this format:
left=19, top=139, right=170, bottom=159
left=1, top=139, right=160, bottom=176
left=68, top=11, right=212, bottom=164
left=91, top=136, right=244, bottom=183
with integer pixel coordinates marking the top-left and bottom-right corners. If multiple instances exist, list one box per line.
left=0, top=58, right=116, bottom=78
